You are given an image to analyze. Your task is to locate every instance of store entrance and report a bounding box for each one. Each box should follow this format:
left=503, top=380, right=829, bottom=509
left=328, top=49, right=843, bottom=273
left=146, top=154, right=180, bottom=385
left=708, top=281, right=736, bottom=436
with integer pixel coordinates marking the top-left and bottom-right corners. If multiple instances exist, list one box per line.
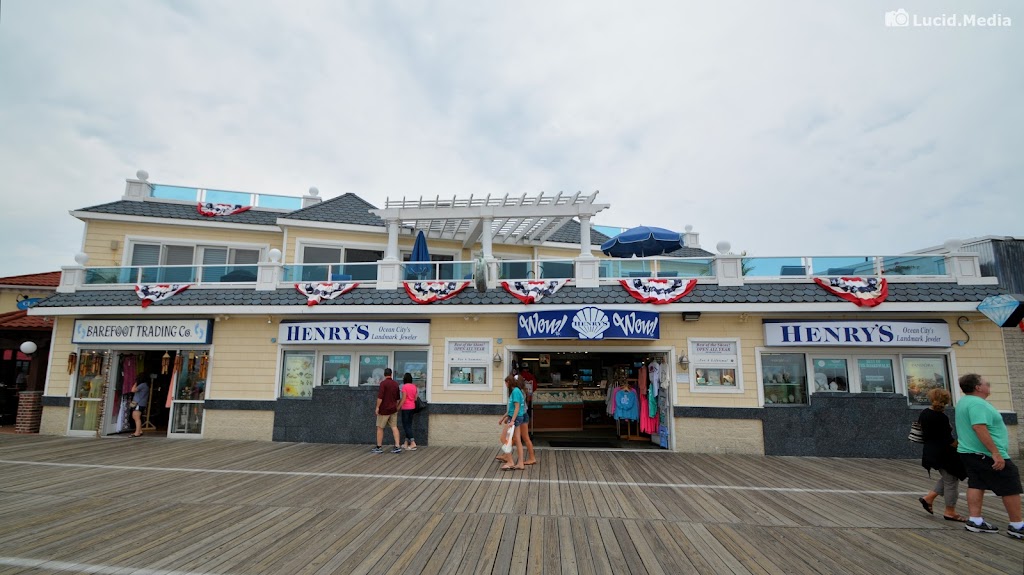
left=516, top=351, right=670, bottom=450
left=101, top=350, right=175, bottom=436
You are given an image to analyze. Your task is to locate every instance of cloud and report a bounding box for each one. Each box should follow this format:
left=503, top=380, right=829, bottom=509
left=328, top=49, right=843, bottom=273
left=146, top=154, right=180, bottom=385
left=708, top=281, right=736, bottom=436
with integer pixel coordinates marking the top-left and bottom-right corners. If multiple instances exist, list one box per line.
left=0, top=0, right=1020, bottom=277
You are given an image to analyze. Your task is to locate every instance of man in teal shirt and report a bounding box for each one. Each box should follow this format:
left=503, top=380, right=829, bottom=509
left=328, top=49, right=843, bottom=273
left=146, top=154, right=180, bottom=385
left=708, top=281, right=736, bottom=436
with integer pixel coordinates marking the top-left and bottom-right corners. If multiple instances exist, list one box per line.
left=955, top=373, right=1023, bottom=539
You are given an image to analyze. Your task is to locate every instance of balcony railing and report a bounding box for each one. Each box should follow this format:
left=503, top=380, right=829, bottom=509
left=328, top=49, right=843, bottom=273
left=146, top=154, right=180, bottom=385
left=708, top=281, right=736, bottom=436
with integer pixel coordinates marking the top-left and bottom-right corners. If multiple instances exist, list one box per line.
left=151, top=184, right=303, bottom=210
left=83, top=264, right=259, bottom=285
left=741, top=256, right=949, bottom=278
left=282, top=263, right=380, bottom=283
left=600, top=257, right=715, bottom=279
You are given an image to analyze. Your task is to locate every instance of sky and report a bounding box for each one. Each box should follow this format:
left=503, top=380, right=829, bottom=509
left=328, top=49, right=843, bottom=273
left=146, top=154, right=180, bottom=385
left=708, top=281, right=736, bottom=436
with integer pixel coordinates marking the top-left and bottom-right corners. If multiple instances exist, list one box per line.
left=1, top=0, right=1021, bottom=276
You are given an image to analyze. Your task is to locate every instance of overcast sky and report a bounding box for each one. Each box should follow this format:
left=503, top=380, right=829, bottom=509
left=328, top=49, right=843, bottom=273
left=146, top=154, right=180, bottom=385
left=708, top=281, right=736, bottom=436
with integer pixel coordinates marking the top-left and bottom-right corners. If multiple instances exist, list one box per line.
left=1, top=1, right=1021, bottom=276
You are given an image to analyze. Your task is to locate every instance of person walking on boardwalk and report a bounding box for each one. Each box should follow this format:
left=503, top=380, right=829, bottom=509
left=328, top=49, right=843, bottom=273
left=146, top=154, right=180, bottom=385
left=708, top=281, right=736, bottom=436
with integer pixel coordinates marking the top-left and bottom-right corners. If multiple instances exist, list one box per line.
left=128, top=375, right=149, bottom=438
left=372, top=368, right=403, bottom=454
left=399, top=372, right=419, bottom=451
left=497, top=374, right=526, bottom=470
left=955, top=373, right=1023, bottom=538
left=917, top=388, right=967, bottom=522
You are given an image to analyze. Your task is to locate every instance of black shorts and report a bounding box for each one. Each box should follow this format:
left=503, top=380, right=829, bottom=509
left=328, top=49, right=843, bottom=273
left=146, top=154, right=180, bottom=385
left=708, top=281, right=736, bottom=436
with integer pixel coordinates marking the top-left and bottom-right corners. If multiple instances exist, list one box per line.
left=960, top=453, right=1023, bottom=496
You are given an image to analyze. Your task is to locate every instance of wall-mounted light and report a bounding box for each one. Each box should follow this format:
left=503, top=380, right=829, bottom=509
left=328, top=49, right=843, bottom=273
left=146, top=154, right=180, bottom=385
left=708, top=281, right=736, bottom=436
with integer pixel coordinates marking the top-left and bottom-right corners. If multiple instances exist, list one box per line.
left=678, top=355, right=689, bottom=368
left=493, top=353, right=503, bottom=365
left=682, top=312, right=701, bottom=322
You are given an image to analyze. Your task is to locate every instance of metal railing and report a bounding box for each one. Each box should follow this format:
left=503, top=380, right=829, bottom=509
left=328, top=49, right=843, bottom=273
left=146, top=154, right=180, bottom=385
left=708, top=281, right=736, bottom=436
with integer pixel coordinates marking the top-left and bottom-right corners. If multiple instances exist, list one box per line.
left=740, top=256, right=949, bottom=278
left=83, top=264, right=259, bottom=285
left=599, top=257, right=715, bottom=279
left=151, top=184, right=303, bottom=210
left=282, top=263, right=380, bottom=283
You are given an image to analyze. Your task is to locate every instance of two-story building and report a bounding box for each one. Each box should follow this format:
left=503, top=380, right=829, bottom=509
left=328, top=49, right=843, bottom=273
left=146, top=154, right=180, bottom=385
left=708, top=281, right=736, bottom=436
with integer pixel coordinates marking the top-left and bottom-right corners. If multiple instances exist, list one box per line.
left=29, top=172, right=1016, bottom=457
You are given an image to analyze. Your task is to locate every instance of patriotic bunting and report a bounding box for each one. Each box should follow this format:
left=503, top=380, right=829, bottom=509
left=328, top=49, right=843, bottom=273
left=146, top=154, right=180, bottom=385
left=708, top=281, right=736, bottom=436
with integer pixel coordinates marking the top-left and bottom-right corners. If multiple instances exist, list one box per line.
left=135, top=284, right=190, bottom=308
left=295, top=282, right=358, bottom=306
left=197, top=202, right=252, bottom=217
left=404, top=281, right=470, bottom=304
left=501, top=280, right=568, bottom=304
left=814, top=277, right=888, bottom=307
left=620, top=278, right=697, bottom=304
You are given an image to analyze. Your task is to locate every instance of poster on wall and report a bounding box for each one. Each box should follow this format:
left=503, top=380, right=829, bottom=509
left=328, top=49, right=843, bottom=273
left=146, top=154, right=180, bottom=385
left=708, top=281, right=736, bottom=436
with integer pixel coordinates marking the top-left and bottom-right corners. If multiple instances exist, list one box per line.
left=282, top=353, right=315, bottom=398
left=903, top=357, right=949, bottom=405
left=689, top=339, right=740, bottom=391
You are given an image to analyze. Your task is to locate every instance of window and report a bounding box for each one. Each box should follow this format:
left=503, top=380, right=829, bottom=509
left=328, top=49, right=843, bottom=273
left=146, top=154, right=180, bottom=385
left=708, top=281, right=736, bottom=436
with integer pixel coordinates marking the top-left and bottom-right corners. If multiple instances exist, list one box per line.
left=131, top=243, right=196, bottom=282
left=130, top=242, right=261, bottom=283
left=444, top=339, right=492, bottom=391
left=201, top=247, right=260, bottom=282
left=811, top=358, right=849, bottom=392
left=280, top=351, right=316, bottom=398
left=300, top=246, right=383, bottom=281
left=761, top=353, right=808, bottom=405
left=321, top=355, right=352, bottom=386
left=346, top=249, right=384, bottom=281
left=903, top=356, right=949, bottom=405
left=858, top=358, right=895, bottom=393
left=394, top=350, right=428, bottom=389
left=357, top=354, right=391, bottom=387
left=689, top=338, right=742, bottom=393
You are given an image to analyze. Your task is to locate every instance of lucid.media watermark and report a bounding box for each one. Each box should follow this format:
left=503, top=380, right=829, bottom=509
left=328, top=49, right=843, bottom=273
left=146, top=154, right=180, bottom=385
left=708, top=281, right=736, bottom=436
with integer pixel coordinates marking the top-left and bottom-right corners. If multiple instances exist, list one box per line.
left=885, top=9, right=1012, bottom=27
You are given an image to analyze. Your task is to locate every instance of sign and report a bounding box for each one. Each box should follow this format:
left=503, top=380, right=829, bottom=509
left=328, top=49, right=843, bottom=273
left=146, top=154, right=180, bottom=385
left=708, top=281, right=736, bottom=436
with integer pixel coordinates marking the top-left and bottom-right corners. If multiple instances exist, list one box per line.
left=73, top=319, right=213, bottom=345
left=764, top=320, right=950, bottom=347
left=279, top=321, right=429, bottom=345
left=977, top=294, right=1024, bottom=328
left=690, top=341, right=738, bottom=367
left=689, top=338, right=740, bottom=390
left=16, top=298, right=42, bottom=310
left=517, top=307, right=660, bottom=340
left=447, top=340, right=491, bottom=364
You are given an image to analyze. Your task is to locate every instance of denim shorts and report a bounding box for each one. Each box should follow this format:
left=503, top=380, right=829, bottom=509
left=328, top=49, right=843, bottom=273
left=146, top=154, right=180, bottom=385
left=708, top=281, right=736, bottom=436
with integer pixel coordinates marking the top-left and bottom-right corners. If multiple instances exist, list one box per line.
left=512, top=415, right=525, bottom=427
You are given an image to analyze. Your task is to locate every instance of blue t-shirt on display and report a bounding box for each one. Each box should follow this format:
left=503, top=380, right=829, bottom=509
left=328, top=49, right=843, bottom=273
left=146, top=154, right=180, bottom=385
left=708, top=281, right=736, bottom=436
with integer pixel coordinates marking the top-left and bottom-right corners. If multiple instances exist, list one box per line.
left=615, top=388, right=639, bottom=421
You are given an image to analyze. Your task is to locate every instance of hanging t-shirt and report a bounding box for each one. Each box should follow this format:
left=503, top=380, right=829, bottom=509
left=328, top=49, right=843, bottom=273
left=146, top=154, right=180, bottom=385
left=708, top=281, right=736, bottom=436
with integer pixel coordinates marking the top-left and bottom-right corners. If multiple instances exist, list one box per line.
left=615, top=388, right=639, bottom=421
left=648, top=361, right=661, bottom=389
left=638, top=366, right=648, bottom=397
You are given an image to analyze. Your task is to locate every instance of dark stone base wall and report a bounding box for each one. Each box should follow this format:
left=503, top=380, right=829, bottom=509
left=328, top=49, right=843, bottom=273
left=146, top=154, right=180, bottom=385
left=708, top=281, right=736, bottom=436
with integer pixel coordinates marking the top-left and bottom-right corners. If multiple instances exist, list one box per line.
left=272, top=386, right=429, bottom=445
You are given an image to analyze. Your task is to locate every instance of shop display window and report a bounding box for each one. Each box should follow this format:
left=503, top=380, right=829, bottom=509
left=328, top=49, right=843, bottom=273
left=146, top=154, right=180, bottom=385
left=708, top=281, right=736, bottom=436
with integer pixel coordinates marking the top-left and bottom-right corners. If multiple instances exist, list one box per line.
left=394, top=351, right=428, bottom=392
left=689, top=339, right=742, bottom=393
left=358, top=354, right=391, bottom=386
left=761, top=353, right=808, bottom=405
left=281, top=351, right=316, bottom=398
left=858, top=358, right=895, bottom=393
left=811, top=358, right=849, bottom=392
left=70, top=350, right=111, bottom=431
left=903, top=356, right=949, bottom=405
left=322, top=355, right=352, bottom=386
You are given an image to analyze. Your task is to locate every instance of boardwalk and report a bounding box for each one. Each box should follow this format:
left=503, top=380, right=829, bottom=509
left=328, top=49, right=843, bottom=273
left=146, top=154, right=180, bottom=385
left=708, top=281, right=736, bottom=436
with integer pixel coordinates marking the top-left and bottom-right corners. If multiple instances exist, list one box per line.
left=0, top=435, right=1021, bottom=574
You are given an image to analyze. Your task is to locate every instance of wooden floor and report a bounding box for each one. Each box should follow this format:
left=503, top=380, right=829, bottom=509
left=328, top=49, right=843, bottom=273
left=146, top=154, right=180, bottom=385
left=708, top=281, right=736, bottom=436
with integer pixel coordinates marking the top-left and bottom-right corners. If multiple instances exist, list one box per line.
left=0, top=435, right=1021, bottom=574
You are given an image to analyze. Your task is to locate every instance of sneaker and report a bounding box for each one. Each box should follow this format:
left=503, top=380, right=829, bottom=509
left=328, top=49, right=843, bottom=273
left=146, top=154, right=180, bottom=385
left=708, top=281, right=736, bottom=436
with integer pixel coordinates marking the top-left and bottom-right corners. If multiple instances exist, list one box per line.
left=370, top=446, right=384, bottom=454
left=1009, top=525, right=1024, bottom=540
left=391, top=447, right=403, bottom=454
left=965, top=520, right=998, bottom=534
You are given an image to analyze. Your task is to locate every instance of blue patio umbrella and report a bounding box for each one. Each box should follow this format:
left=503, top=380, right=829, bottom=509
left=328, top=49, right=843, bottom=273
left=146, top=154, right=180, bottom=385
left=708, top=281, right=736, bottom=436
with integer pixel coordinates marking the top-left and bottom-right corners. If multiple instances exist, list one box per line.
left=600, top=226, right=684, bottom=258
left=407, top=230, right=431, bottom=278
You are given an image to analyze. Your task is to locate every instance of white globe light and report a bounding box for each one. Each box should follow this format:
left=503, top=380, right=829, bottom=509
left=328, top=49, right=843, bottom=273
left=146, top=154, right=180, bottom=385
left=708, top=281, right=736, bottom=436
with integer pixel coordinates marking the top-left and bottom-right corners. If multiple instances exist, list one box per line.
left=136, top=169, right=149, bottom=181
left=684, top=225, right=693, bottom=233
left=308, top=187, right=319, bottom=197
left=20, top=341, right=37, bottom=355
left=267, top=248, right=282, bottom=263
left=942, top=238, right=963, bottom=253
left=74, top=252, right=89, bottom=266
left=716, top=240, right=731, bottom=255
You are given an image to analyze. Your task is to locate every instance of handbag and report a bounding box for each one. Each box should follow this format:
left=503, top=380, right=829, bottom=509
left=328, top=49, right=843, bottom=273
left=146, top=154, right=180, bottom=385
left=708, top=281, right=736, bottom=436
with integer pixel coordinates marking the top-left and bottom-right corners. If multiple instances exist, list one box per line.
left=413, top=396, right=428, bottom=414
left=908, top=421, right=924, bottom=444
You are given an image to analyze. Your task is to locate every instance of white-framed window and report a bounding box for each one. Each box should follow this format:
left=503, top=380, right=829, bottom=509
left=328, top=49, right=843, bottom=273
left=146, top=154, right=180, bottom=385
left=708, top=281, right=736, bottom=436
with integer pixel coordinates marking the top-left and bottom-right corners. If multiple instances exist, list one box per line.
left=444, top=338, right=493, bottom=391
left=299, top=243, right=384, bottom=281
left=756, top=349, right=953, bottom=407
left=278, top=348, right=429, bottom=398
left=127, top=240, right=263, bottom=283
left=687, top=338, right=743, bottom=394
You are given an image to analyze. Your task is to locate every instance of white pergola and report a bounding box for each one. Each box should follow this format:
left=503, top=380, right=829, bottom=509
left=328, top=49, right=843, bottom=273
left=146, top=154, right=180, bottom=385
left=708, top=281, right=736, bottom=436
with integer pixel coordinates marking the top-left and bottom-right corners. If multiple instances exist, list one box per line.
left=369, top=191, right=610, bottom=262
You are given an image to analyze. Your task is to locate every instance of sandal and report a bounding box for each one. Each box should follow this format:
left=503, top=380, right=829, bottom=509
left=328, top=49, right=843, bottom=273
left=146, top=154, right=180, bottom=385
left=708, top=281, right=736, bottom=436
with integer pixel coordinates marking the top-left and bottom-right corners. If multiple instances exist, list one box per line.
left=918, top=497, right=933, bottom=515
left=943, top=514, right=967, bottom=522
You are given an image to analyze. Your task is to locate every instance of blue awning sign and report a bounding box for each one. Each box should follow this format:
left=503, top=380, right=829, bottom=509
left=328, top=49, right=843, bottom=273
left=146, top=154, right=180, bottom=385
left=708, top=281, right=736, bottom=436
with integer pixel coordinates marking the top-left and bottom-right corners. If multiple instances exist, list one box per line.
left=517, top=307, right=660, bottom=340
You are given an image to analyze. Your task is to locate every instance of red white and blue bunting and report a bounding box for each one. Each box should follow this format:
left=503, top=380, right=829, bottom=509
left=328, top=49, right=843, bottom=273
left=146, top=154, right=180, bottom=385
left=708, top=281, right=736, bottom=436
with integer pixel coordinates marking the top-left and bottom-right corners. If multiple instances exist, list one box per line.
left=404, top=281, right=470, bottom=304
left=620, top=278, right=697, bottom=304
left=295, top=282, right=358, bottom=306
left=501, top=280, right=568, bottom=304
left=814, top=277, right=888, bottom=307
left=197, top=203, right=252, bottom=217
left=135, top=284, right=191, bottom=308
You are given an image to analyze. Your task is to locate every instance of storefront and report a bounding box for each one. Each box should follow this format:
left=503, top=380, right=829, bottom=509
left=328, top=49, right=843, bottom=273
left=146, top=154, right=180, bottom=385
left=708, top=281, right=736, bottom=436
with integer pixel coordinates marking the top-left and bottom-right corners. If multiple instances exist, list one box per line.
left=67, top=318, right=213, bottom=437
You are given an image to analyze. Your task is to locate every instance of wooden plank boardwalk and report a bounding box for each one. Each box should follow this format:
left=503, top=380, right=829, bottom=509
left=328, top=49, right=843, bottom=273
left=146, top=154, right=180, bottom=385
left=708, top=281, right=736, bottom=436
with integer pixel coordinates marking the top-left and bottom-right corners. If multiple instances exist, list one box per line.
left=0, top=434, right=1021, bottom=574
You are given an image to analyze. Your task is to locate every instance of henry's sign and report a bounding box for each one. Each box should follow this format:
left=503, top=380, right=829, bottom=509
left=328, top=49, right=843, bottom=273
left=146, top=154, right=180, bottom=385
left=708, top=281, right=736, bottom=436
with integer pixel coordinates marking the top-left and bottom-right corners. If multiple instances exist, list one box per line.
left=279, top=321, right=429, bottom=345
left=518, top=307, right=660, bottom=340
left=764, top=320, right=950, bottom=347
left=73, top=319, right=213, bottom=345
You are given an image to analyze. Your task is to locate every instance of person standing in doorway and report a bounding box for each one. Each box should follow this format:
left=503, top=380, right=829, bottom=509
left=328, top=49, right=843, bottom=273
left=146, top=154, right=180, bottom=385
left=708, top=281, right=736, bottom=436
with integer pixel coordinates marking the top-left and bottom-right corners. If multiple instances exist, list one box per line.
left=129, top=375, right=149, bottom=437
left=372, top=368, right=402, bottom=454
left=955, top=373, right=1023, bottom=538
left=399, top=372, right=419, bottom=451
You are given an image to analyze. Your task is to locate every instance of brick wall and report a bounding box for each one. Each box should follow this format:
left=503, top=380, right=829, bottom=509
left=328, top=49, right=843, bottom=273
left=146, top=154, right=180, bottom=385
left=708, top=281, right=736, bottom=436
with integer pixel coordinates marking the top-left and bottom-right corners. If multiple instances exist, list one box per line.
left=15, top=391, right=43, bottom=433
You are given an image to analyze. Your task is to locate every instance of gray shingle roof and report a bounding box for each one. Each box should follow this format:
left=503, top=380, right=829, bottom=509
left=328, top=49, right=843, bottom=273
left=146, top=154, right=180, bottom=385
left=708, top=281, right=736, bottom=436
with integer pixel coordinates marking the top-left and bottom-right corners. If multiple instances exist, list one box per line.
left=548, top=219, right=612, bottom=245
left=32, top=282, right=1004, bottom=309
left=662, top=246, right=715, bottom=257
left=281, top=193, right=385, bottom=226
left=77, top=200, right=282, bottom=226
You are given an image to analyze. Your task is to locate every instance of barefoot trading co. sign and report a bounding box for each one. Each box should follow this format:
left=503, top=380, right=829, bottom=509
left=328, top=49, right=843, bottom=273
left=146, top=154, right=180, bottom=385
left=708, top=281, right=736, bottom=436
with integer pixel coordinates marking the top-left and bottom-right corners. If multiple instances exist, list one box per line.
left=517, top=307, right=660, bottom=340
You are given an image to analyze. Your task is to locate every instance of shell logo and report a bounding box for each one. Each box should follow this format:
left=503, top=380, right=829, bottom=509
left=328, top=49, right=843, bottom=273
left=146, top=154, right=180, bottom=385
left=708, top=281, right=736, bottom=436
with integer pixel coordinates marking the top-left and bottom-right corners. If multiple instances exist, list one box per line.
left=571, top=307, right=610, bottom=340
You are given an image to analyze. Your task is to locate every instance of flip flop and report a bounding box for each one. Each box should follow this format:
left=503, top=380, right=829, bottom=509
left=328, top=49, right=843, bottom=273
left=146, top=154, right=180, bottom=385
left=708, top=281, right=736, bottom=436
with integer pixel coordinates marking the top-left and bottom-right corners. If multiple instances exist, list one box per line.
left=918, top=497, right=933, bottom=515
left=943, top=514, right=967, bottom=522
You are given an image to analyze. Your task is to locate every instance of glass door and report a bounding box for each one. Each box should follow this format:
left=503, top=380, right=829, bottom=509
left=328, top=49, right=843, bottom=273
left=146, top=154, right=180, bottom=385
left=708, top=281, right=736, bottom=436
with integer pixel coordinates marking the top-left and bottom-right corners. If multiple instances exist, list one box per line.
left=169, top=350, right=209, bottom=435
left=70, top=350, right=112, bottom=433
